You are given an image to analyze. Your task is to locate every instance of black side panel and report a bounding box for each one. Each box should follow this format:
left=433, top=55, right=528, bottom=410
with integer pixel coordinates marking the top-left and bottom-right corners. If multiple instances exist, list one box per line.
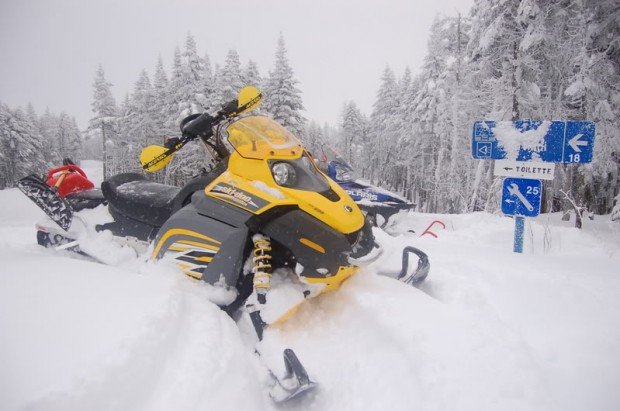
left=191, top=191, right=254, bottom=228
left=202, top=228, right=249, bottom=286
left=261, top=209, right=350, bottom=277
left=154, top=203, right=249, bottom=287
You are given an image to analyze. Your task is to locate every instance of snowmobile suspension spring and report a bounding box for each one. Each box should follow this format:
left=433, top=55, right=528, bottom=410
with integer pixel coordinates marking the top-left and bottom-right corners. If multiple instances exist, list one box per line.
left=252, top=234, right=272, bottom=292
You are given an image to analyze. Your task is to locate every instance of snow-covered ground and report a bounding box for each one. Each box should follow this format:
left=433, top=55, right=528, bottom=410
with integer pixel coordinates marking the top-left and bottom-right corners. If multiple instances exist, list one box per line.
left=1, top=160, right=619, bottom=411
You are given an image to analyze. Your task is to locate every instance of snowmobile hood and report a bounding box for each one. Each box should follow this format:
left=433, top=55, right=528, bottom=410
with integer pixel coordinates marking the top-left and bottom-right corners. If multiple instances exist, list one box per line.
left=205, top=151, right=365, bottom=235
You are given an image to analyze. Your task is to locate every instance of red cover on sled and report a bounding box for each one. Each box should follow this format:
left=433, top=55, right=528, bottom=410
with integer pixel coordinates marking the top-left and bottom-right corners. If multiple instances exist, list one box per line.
left=45, top=165, right=94, bottom=197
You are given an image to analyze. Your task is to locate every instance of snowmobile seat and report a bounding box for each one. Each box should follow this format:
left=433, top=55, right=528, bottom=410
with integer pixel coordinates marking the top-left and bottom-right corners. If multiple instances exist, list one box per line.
left=65, top=188, right=106, bottom=211
left=101, top=160, right=230, bottom=229
left=102, top=173, right=181, bottom=227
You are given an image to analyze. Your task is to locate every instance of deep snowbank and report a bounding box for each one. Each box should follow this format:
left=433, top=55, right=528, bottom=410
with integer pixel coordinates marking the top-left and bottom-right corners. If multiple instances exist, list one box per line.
left=0, top=162, right=619, bottom=410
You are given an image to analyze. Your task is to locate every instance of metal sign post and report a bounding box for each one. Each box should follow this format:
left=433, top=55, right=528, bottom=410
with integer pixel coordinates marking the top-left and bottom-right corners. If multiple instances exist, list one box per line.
left=513, top=217, right=525, bottom=253
left=501, top=178, right=542, bottom=253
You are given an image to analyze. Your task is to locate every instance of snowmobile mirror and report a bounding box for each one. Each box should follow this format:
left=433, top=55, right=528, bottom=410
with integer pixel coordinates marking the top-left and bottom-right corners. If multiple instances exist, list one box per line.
left=140, top=145, right=174, bottom=172
left=237, top=85, right=262, bottom=114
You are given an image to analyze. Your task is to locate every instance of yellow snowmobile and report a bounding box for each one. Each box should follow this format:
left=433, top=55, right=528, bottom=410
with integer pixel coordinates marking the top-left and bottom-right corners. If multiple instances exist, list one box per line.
left=20, top=86, right=429, bottom=403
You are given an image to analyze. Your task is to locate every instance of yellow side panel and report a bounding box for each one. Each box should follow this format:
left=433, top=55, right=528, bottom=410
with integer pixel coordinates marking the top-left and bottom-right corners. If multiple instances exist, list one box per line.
left=206, top=152, right=364, bottom=235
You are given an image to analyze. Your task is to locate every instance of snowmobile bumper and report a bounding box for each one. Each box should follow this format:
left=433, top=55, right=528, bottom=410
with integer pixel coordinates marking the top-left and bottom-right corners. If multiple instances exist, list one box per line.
left=352, top=239, right=430, bottom=285
left=397, top=246, right=430, bottom=284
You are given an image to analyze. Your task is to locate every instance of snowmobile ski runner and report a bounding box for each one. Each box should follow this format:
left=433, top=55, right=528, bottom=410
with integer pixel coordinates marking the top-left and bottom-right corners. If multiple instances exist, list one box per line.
left=20, top=86, right=429, bottom=403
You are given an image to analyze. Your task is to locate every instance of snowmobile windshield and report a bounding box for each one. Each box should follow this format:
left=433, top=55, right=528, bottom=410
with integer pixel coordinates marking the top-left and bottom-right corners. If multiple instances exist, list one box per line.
left=226, top=116, right=304, bottom=160
left=331, top=159, right=355, bottom=182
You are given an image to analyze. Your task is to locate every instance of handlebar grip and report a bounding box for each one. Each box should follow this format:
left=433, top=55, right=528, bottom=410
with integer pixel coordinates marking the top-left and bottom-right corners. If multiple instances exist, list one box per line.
left=182, top=113, right=215, bottom=137
left=219, top=99, right=238, bottom=117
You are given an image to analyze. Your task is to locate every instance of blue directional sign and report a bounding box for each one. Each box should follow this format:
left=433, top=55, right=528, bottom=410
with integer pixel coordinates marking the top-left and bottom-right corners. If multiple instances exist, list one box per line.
left=501, top=178, right=542, bottom=217
left=472, top=120, right=595, bottom=163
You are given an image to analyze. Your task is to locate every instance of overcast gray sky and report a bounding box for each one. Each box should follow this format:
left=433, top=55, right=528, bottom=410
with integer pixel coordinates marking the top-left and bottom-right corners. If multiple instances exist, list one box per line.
left=0, top=0, right=473, bottom=129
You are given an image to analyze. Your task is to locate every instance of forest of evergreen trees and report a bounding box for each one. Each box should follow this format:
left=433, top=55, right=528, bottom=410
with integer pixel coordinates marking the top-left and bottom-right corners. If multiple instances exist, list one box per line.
left=1, top=0, right=618, bottom=218
left=86, top=33, right=305, bottom=187
left=324, top=0, right=620, bottom=216
left=0, top=103, right=82, bottom=189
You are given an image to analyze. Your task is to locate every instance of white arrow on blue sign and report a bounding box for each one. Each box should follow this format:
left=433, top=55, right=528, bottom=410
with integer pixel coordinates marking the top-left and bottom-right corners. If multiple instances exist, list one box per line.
left=501, top=178, right=542, bottom=217
left=472, top=120, right=595, bottom=163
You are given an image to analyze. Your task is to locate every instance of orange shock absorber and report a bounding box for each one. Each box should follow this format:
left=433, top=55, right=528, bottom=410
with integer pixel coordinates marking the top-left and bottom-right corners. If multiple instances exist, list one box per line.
left=252, top=234, right=272, bottom=304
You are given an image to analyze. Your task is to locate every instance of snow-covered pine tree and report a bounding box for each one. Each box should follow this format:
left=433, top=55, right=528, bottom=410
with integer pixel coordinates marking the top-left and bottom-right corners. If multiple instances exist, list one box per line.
left=243, top=60, right=262, bottom=89
left=612, top=192, right=620, bottom=222
left=153, top=56, right=172, bottom=140
left=303, top=120, right=324, bottom=158
left=202, top=52, right=214, bottom=110
left=165, top=46, right=185, bottom=134
left=211, top=49, right=244, bottom=109
left=25, top=103, right=53, bottom=167
left=109, top=93, right=135, bottom=175
left=89, top=64, right=118, bottom=179
left=369, top=66, right=400, bottom=188
left=128, top=70, right=157, bottom=148
left=262, top=34, right=306, bottom=137
left=39, top=108, right=60, bottom=165
left=55, top=112, right=82, bottom=163
left=165, top=35, right=214, bottom=186
left=339, top=101, right=366, bottom=168
left=0, top=103, right=46, bottom=188
left=181, top=33, right=208, bottom=112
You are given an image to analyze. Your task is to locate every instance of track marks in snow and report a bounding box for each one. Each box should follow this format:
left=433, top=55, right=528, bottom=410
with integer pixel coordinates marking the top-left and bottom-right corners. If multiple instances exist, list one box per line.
left=262, top=271, right=550, bottom=411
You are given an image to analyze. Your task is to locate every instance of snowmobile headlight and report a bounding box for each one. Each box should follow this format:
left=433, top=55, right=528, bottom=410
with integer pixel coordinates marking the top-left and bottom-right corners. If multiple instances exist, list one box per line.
left=271, top=162, right=297, bottom=186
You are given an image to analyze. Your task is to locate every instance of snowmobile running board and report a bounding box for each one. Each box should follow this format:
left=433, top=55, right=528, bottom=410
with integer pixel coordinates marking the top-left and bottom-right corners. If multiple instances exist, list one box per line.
left=17, top=175, right=74, bottom=231
left=269, top=348, right=317, bottom=403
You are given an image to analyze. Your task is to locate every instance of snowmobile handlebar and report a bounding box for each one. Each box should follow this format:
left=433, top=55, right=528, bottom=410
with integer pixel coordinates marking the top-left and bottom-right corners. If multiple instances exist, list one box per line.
left=181, top=98, right=240, bottom=139
left=140, top=86, right=261, bottom=172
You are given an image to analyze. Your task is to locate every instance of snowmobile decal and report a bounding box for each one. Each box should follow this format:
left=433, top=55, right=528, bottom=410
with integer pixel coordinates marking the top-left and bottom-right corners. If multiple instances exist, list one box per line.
left=152, top=228, right=222, bottom=259
left=208, top=182, right=269, bottom=212
left=165, top=241, right=220, bottom=279
left=299, top=237, right=326, bottom=253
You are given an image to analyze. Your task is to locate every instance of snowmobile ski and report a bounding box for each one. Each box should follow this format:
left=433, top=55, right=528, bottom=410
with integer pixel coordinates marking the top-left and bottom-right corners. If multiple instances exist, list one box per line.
left=18, top=174, right=73, bottom=231
left=397, top=246, right=430, bottom=284
left=269, top=348, right=317, bottom=403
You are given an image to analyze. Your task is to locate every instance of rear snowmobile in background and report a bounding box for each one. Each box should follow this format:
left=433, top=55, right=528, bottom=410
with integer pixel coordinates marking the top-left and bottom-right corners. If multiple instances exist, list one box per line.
left=314, top=145, right=415, bottom=228
left=18, top=86, right=429, bottom=403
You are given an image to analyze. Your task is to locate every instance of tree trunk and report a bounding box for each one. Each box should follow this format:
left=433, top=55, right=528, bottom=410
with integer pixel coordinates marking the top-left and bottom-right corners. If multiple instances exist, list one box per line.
left=101, top=123, right=107, bottom=180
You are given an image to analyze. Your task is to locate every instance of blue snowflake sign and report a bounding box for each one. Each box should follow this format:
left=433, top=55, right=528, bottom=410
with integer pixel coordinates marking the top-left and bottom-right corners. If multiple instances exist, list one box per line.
left=472, top=120, right=595, bottom=164
left=501, top=178, right=542, bottom=217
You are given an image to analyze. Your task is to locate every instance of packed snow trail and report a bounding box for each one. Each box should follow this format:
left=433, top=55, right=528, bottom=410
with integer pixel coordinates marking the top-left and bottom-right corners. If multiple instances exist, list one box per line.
left=1, top=160, right=620, bottom=410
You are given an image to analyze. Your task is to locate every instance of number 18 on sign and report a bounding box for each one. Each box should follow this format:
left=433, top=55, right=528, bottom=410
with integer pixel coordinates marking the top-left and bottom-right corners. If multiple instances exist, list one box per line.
left=501, top=178, right=542, bottom=253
